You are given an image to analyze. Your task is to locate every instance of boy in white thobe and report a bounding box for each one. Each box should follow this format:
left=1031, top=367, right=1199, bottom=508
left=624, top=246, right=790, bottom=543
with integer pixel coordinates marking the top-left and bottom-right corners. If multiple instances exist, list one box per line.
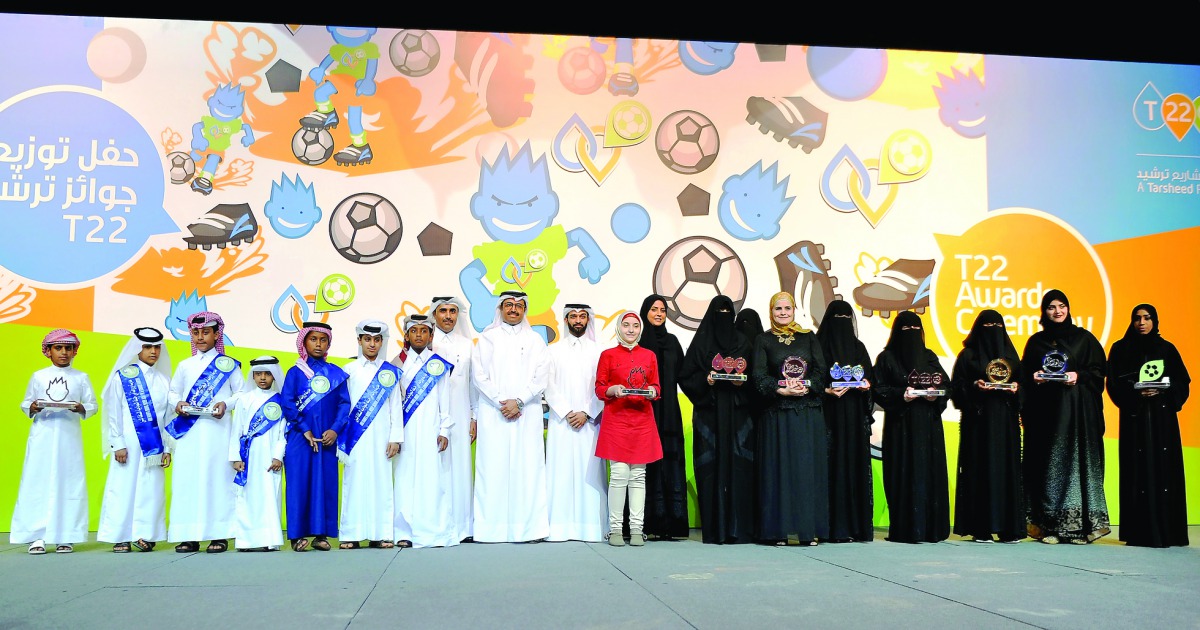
left=339, top=320, right=404, bottom=549
left=166, top=311, right=243, bottom=553
left=12, top=329, right=98, bottom=555
left=470, top=291, right=551, bottom=543
left=429, top=296, right=478, bottom=543
left=97, top=327, right=174, bottom=553
left=545, top=304, right=608, bottom=542
left=228, top=357, right=287, bottom=551
left=393, top=314, right=457, bottom=549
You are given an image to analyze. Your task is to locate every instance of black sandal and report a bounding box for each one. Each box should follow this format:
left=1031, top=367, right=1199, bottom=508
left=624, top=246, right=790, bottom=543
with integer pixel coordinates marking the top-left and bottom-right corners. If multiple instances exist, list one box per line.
left=368, top=540, right=395, bottom=549
left=339, top=540, right=361, bottom=550
left=133, top=539, right=156, bottom=552
left=205, top=539, right=228, bottom=553
left=175, top=541, right=200, bottom=553
left=395, top=539, right=413, bottom=549
left=291, top=538, right=310, bottom=552
left=312, top=537, right=332, bottom=551
left=113, top=542, right=131, bottom=553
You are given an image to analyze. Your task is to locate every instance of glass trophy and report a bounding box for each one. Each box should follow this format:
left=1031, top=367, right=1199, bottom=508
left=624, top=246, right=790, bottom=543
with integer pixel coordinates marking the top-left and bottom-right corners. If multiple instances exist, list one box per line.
left=180, top=403, right=219, bottom=415
left=35, top=399, right=78, bottom=409
left=623, top=367, right=655, bottom=397
left=1040, top=350, right=1071, bottom=382
left=829, top=362, right=868, bottom=388
left=711, top=354, right=748, bottom=381
left=778, top=356, right=810, bottom=387
left=982, top=358, right=1018, bottom=391
left=907, top=370, right=946, bottom=396
left=1134, top=359, right=1171, bottom=390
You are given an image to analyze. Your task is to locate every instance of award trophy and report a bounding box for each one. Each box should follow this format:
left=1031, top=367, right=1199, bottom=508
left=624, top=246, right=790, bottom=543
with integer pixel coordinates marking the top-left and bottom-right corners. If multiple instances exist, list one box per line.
left=1039, top=350, right=1071, bottom=382
left=180, top=403, right=218, bottom=416
left=982, top=358, right=1018, bottom=391
left=1134, top=359, right=1171, bottom=390
left=907, top=370, right=946, bottom=397
left=35, top=399, right=78, bottom=409
left=829, top=362, right=868, bottom=389
left=777, top=356, right=810, bottom=387
left=711, top=354, right=748, bottom=382
left=623, top=366, right=655, bottom=397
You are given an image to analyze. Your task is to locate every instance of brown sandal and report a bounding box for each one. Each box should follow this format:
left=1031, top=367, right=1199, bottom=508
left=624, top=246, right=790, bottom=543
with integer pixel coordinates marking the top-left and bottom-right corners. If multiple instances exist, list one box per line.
left=291, top=538, right=310, bottom=552
left=312, top=537, right=332, bottom=551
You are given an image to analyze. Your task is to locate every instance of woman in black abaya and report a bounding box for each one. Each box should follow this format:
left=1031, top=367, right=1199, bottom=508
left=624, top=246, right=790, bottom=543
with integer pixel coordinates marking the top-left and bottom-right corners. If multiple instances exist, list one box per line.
left=1106, top=303, right=1191, bottom=547
left=950, top=309, right=1025, bottom=543
left=679, top=295, right=756, bottom=544
left=873, top=310, right=950, bottom=543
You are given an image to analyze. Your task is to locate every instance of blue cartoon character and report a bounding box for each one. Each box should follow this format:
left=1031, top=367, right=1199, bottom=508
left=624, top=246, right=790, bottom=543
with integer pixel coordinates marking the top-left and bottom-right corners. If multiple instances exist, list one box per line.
left=933, top=67, right=987, bottom=139
left=189, top=83, right=256, bottom=195
left=301, top=26, right=379, bottom=166
left=264, top=173, right=322, bottom=239
left=460, top=142, right=610, bottom=334
left=678, top=41, right=738, bottom=76
left=718, top=161, right=795, bottom=241
left=165, top=290, right=234, bottom=346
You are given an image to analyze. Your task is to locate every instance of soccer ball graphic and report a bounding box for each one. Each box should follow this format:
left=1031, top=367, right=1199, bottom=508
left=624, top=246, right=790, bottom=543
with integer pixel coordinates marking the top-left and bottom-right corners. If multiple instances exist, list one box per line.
left=652, top=236, right=747, bottom=330
left=655, top=110, right=720, bottom=175
left=611, top=102, right=650, bottom=143
left=886, top=130, right=932, bottom=177
left=321, top=276, right=354, bottom=307
left=166, top=151, right=195, bottom=184
left=389, top=29, right=440, bottom=78
left=292, top=127, right=335, bottom=165
left=557, top=46, right=606, bottom=95
left=328, top=192, right=404, bottom=264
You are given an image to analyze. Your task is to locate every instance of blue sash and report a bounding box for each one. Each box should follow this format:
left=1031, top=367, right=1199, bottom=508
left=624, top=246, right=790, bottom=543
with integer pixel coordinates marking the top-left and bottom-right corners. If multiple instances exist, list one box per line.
left=338, top=362, right=401, bottom=458
left=167, top=354, right=241, bottom=439
left=234, top=394, right=285, bottom=487
left=402, top=353, right=453, bottom=426
left=295, top=365, right=348, bottom=414
left=117, top=365, right=164, bottom=457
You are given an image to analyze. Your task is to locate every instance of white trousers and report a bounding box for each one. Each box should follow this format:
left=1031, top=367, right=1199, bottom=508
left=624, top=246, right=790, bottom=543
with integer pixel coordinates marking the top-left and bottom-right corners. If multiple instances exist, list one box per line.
left=608, top=462, right=646, bottom=532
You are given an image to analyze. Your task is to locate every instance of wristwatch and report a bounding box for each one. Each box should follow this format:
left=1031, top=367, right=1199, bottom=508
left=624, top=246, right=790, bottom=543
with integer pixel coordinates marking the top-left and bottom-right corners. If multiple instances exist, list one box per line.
left=516, top=398, right=524, bottom=412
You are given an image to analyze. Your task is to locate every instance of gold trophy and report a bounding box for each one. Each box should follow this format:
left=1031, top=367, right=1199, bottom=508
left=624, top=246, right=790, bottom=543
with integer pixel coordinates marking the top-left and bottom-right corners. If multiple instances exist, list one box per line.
left=982, top=358, right=1018, bottom=391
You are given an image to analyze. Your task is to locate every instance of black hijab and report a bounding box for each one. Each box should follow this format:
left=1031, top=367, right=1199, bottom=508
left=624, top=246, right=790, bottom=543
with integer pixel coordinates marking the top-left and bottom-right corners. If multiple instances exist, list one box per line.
left=885, top=310, right=926, bottom=371
left=735, top=308, right=765, bottom=342
left=692, top=295, right=740, bottom=356
left=817, top=298, right=859, bottom=364
left=1038, top=288, right=1076, bottom=340
left=963, top=308, right=1020, bottom=376
left=639, top=294, right=670, bottom=354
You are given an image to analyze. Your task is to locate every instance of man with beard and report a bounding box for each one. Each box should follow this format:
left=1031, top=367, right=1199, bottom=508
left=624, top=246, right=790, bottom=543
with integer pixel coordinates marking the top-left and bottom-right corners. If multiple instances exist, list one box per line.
left=429, top=296, right=478, bottom=543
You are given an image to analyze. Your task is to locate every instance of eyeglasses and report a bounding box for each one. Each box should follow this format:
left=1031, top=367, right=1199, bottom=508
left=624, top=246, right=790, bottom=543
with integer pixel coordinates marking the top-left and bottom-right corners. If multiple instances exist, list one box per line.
left=501, top=301, right=526, bottom=310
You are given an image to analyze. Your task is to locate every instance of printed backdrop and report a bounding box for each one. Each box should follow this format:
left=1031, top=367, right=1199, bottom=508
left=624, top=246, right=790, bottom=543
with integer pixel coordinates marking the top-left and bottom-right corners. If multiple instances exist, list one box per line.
left=1, top=14, right=1197, bottom=529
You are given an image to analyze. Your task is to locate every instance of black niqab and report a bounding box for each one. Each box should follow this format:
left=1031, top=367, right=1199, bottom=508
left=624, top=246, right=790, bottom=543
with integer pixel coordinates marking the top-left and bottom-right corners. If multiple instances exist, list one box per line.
left=885, top=310, right=926, bottom=371
left=817, top=299, right=860, bottom=364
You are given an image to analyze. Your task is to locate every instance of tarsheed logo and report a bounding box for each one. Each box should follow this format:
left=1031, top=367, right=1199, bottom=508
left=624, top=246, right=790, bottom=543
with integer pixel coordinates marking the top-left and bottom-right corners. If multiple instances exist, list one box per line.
left=1133, top=82, right=1198, bottom=141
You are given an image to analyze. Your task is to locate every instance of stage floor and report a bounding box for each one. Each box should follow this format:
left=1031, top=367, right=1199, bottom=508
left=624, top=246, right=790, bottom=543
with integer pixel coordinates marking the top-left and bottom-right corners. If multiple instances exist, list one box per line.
left=2, top=527, right=1198, bottom=629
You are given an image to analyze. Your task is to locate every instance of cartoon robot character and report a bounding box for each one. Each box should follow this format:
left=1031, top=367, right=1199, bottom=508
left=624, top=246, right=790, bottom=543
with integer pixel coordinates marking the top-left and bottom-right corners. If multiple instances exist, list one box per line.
left=189, top=83, right=256, bottom=195
left=459, top=142, right=610, bottom=337
left=300, top=26, right=379, bottom=166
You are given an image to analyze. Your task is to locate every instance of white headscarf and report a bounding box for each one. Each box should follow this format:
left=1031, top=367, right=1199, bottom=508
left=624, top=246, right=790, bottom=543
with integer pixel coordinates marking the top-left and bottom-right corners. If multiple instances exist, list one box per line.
left=240, top=356, right=284, bottom=395
left=101, top=327, right=172, bottom=459
left=484, top=291, right=532, bottom=334
left=616, top=311, right=643, bottom=349
left=430, top=296, right=474, bottom=342
left=560, top=303, right=597, bottom=343
left=354, top=319, right=390, bottom=360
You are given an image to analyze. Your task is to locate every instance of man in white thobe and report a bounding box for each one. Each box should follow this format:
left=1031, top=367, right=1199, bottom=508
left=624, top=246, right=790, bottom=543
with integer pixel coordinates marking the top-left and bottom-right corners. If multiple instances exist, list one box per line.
left=166, top=311, right=243, bottom=553
left=429, top=295, right=478, bottom=542
left=97, top=327, right=174, bottom=552
left=339, top=320, right=404, bottom=548
left=393, top=314, right=457, bottom=548
left=545, top=304, right=608, bottom=542
left=470, top=290, right=551, bottom=543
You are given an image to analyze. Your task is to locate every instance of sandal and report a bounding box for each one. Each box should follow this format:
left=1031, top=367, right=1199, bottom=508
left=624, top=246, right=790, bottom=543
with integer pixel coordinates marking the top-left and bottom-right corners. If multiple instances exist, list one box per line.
left=28, top=540, right=46, bottom=555
left=205, top=539, right=228, bottom=554
left=175, top=541, right=200, bottom=553
left=113, top=542, right=131, bottom=553
left=133, top=539, right=156, bottom=552
left=55, top=544, right=74, bottom=554
left=368, top=540, right=394, bottom=549
left=339, top=541, right=361, bottom=550
left=311, top=537, right=332, bottom=551
left=291, top=538, right=310, bottom=553
left=395, top=539, right=413, bottom=549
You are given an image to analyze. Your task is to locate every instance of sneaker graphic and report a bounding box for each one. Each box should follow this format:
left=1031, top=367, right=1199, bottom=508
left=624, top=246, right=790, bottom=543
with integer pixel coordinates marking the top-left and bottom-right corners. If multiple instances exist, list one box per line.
left=774, top=240, right=841, bottom=330
left=190, top=176, right=213, bottom=196
left=299, top=109, right=340, bottom=131
left=852, top=258, right=934, bottom=319
left=333, top=143, right=373, bottom=167
left=745, top=96, right=829, bottom=153
left=184, top=203, right=259, bottom=250
left=608, top=72, right=639, bottom=96
left=454, top=32, right=535, bottom=128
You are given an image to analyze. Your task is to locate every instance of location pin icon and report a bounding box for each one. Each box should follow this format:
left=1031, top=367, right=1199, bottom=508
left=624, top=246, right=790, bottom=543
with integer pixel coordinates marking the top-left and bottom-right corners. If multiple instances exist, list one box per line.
left=1162, top=93, right=1193, bottom=141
